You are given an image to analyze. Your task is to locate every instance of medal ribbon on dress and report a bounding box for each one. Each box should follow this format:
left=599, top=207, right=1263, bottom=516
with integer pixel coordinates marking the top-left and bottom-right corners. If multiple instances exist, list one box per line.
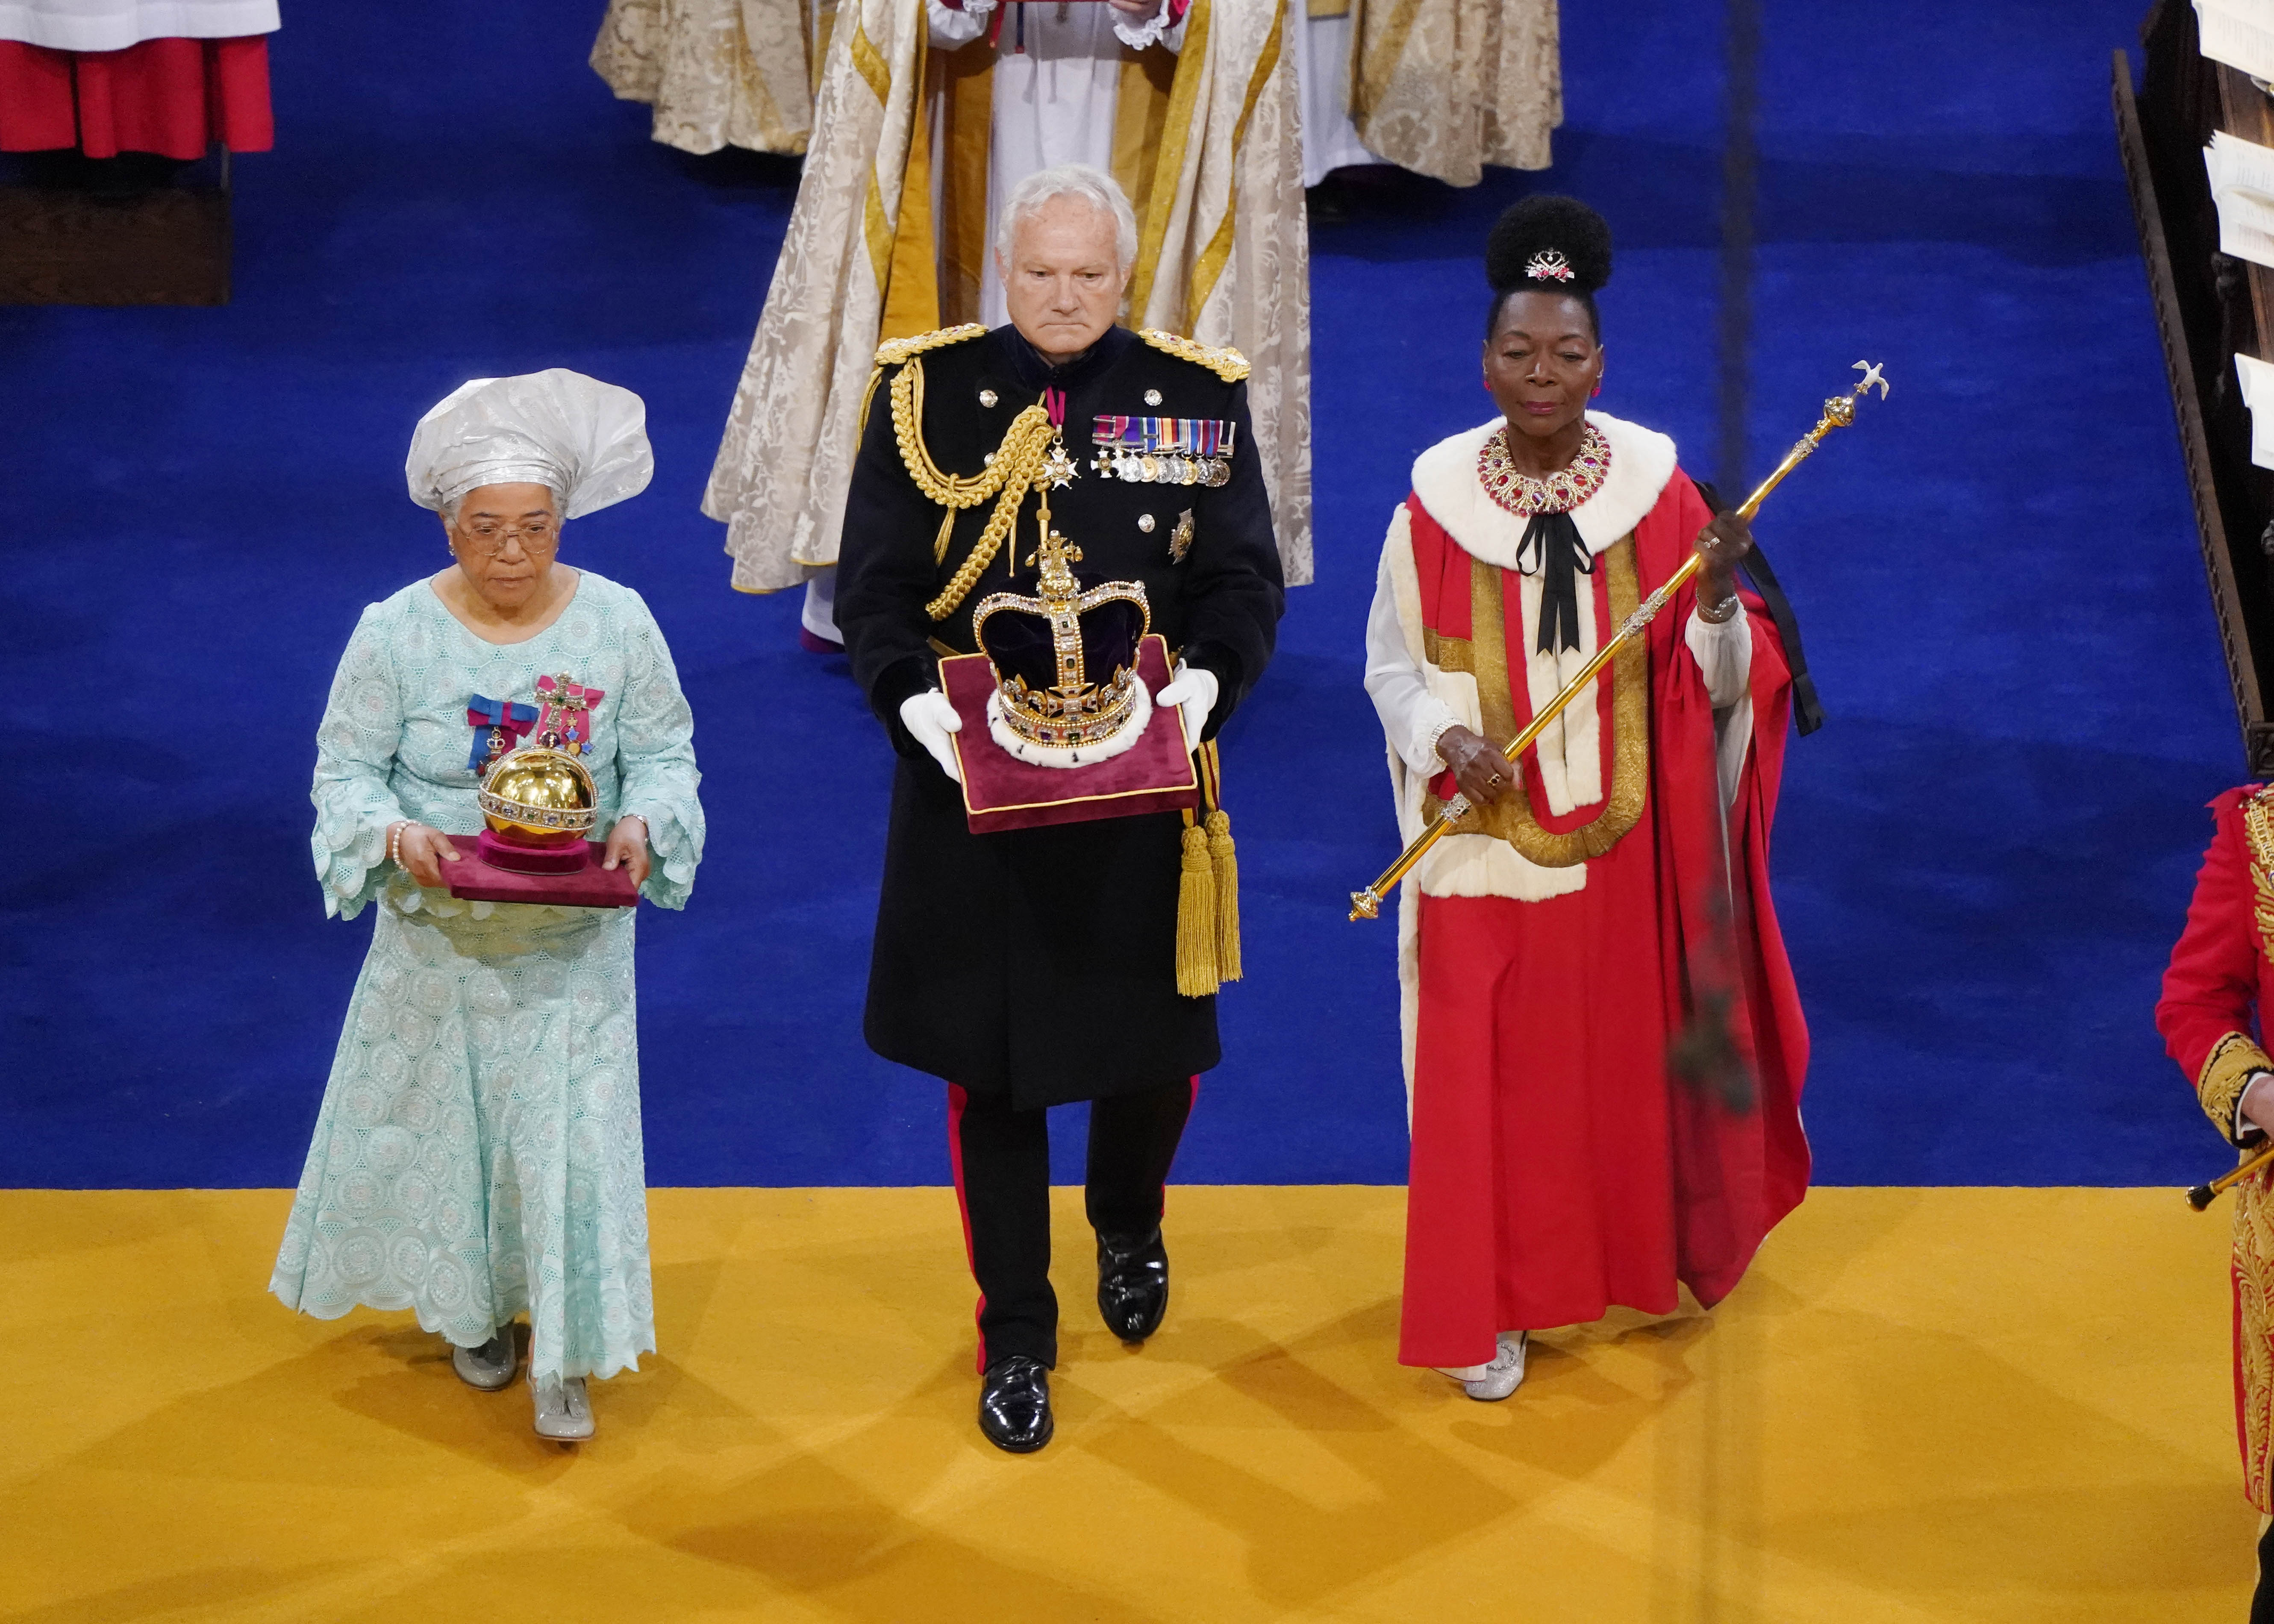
left=533, top=673, right=606, bottom=758
left=465, top=695, right=538, bottom=772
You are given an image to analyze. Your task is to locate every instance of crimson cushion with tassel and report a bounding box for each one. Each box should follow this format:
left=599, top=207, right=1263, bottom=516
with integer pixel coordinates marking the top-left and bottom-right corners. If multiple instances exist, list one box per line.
left=942, top=634, right=1200, bottom=834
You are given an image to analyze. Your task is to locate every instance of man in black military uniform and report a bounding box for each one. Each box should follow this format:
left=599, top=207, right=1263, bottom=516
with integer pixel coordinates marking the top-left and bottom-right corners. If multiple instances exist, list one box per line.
left=835, top=163, right=1284, bottom=1453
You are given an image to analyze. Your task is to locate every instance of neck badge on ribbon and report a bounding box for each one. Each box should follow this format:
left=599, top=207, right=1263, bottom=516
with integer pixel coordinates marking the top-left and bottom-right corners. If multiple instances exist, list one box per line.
left=465, top=695, right=538, bottom=773
left=533, top=672, right=605, bottom=757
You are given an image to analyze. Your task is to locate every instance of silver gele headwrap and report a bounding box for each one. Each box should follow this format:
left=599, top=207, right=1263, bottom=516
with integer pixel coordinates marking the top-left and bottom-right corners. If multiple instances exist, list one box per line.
left=406, top=368, right=653, bottom=520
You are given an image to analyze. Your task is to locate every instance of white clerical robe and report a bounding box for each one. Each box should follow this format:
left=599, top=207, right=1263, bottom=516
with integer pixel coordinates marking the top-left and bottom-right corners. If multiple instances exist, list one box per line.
left=925, top=0, right=1183, bottom=322
left=1291, top=6, right=1373, bottom=188
left=0, top=0, right=275, bottom=48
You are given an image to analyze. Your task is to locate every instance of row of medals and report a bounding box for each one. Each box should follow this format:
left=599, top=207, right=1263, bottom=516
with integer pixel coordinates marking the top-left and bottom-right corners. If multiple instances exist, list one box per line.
left=1088, top=445, right=1232, bottom=488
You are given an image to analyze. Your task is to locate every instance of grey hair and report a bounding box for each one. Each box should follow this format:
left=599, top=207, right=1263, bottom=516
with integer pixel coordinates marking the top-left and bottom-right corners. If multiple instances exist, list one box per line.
left=442, top=485, right=566, bottom=525
left=995, top=163, right=1138, bottom=275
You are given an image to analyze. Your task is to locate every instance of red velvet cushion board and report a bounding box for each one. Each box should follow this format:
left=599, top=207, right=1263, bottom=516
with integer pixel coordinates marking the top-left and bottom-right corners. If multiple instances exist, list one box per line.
left=941, top=633, right=1201, bottom=835
left=440, top=837, right=639, bottom=908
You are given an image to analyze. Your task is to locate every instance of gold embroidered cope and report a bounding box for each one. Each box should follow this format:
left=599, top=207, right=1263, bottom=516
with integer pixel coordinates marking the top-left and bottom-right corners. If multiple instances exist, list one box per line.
left=2227, top=786, right=2274, bottom=1509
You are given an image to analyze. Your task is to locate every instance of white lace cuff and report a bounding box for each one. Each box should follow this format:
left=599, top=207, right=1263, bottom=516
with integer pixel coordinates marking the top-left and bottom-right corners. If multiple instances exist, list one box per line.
left=1112, top=0, right=1178, bottom=50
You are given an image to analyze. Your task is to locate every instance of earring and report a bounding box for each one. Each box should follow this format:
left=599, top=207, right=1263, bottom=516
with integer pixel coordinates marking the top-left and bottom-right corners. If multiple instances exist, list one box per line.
left=1591, top=381, right=1602, bottom=397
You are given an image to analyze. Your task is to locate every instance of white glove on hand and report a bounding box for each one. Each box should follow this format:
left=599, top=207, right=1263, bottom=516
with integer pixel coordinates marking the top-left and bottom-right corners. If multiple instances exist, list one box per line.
left=900, top=689, right=964, bottom=784
left=1156, top=662, right=1218, bottom=749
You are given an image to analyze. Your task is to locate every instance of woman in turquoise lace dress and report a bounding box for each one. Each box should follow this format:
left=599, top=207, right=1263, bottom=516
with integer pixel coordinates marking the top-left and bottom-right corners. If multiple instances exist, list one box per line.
left=270, top=370, right=705, bottom=1442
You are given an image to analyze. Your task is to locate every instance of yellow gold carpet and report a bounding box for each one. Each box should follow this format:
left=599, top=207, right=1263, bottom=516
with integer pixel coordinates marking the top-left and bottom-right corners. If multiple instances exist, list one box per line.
left=0, top=1186, right=2253, bottom=1621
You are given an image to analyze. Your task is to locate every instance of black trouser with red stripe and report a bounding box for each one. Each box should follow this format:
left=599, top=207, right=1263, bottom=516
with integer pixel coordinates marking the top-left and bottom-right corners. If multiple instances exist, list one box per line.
left=948, top=1078, right=1194, bottom=1369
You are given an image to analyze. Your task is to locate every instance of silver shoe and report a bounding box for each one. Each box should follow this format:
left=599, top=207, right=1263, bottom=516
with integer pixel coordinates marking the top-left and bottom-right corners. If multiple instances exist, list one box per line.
left=450, top=1328, right=518, bottom=1392
left=531, top=1375, right=595, bottom=1442
left=1462, top=1333, right=1529, bottom=1402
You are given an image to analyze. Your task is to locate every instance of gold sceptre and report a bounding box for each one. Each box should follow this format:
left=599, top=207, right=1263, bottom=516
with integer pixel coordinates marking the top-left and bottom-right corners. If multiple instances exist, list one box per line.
left=1348, top=361, right=1890, bottom=923
left=2189, top=1142, right=2274, bottom=1210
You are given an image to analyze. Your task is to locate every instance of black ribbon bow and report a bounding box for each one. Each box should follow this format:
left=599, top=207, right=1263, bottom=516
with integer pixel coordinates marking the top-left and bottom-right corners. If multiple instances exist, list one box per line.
left=1515, top=511, right=1596, bottom=656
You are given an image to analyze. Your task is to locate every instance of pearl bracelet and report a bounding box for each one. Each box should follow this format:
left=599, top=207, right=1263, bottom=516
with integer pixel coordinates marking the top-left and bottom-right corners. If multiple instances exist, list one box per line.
left=388, top=821, right=407, bottom=868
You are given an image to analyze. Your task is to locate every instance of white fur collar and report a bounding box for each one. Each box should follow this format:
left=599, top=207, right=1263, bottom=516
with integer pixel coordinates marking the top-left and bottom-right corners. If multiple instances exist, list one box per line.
left=1409, top=411, right=1678, bottom=568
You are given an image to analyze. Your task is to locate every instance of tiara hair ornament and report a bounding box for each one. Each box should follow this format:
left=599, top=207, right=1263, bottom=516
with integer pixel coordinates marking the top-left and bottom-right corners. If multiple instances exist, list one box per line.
left=1524, top=249, right=1576, bottom=283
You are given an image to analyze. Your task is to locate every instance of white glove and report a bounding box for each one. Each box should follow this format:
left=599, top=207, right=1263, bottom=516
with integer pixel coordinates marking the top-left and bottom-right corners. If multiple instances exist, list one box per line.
left=1155, top=661, right=1218, bottom=749
left=900, top=689, right=964, bottom=784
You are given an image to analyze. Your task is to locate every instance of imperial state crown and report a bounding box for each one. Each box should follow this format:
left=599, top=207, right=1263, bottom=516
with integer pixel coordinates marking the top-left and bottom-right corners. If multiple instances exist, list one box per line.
left=971, top=525, right=1151, bottom=766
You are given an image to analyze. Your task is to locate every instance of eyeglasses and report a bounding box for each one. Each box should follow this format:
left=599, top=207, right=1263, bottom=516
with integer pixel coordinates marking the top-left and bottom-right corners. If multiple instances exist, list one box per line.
left=456, top=518, right=559, bottom=558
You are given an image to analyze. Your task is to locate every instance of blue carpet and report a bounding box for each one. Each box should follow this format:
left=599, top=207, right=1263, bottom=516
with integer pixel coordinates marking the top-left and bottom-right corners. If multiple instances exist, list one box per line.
left=0, top=0, right=2239, bottom=1188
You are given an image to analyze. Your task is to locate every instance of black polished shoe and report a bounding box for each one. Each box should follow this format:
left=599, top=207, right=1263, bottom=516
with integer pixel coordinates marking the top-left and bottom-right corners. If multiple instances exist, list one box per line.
left=977, top=1355, right=1053, bottom=1454
left=1096, top=1225, right=1170, bottom=1342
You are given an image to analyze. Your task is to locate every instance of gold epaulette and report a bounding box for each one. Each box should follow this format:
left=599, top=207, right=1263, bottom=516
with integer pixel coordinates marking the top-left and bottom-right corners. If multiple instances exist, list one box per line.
left=860, top=323, right=990, bottom=443
left=1139, top=329, right=1250, bottom=384
left=874, top=323, right=988, bottom=370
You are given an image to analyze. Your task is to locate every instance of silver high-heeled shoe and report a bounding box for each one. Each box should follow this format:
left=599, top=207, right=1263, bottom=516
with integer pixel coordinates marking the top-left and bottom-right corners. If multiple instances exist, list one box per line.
left=531, top=1375, right=595, bottom=1441
left=450, top=1328, right=518, bottom=1392
left=1461, top=1333, right=1529, bottom=1402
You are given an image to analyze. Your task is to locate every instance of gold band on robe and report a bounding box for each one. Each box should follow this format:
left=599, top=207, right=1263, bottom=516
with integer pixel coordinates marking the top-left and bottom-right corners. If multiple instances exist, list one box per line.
left=1422, top=536, right=1648, bottom=868
left=2248, top=791, right=2274, bottom=970
left=2241, top=1171, right=2274, bottom=1512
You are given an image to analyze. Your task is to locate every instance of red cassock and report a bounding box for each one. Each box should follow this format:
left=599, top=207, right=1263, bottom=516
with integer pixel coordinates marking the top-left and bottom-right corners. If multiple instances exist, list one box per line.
left=1391, top=454, right=1810, bottom=1370
left=2156, top=785, right=2274, bottom=1511
left=0, top=37, right=272, bottom=159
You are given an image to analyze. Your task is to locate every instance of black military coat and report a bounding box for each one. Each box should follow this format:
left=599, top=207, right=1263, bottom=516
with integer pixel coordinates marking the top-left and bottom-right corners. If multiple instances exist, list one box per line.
left=836, top=323, right=1285, bottom=1107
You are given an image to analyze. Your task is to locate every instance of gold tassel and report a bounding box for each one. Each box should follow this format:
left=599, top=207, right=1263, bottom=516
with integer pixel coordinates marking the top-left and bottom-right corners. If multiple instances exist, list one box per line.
left=1205, top=808, right=1240, bottom=983
left=1175, top=811, right=1220, bottom=997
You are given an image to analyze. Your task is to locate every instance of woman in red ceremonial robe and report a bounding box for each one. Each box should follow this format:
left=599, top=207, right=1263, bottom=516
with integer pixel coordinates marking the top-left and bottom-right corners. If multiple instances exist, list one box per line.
left=1363, top=195, right=1809, bottom=1399
left=2156, top=784, right=2274, bottom=1613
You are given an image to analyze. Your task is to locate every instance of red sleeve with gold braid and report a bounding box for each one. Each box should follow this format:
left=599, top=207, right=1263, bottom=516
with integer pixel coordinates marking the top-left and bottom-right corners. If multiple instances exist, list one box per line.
left=2158, top=787, right=2274, bottom=1141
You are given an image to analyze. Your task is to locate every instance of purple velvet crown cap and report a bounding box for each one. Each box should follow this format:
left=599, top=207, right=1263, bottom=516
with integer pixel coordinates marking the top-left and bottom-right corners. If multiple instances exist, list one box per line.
left=977, top=582, right=1146, bottom=697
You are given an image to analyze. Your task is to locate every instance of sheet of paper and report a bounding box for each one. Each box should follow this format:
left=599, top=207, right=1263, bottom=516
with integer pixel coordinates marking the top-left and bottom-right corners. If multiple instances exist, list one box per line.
left=2206, top=129, right=2274, bottom=268
left=2235, top=352, right=2274, bottom=469
left=2198, top=0, right=2274, bottom=83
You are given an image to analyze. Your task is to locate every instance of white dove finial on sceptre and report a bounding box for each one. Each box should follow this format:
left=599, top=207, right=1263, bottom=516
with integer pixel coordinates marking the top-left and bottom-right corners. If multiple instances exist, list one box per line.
left=1853, top=360, right=1889, bottom=399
